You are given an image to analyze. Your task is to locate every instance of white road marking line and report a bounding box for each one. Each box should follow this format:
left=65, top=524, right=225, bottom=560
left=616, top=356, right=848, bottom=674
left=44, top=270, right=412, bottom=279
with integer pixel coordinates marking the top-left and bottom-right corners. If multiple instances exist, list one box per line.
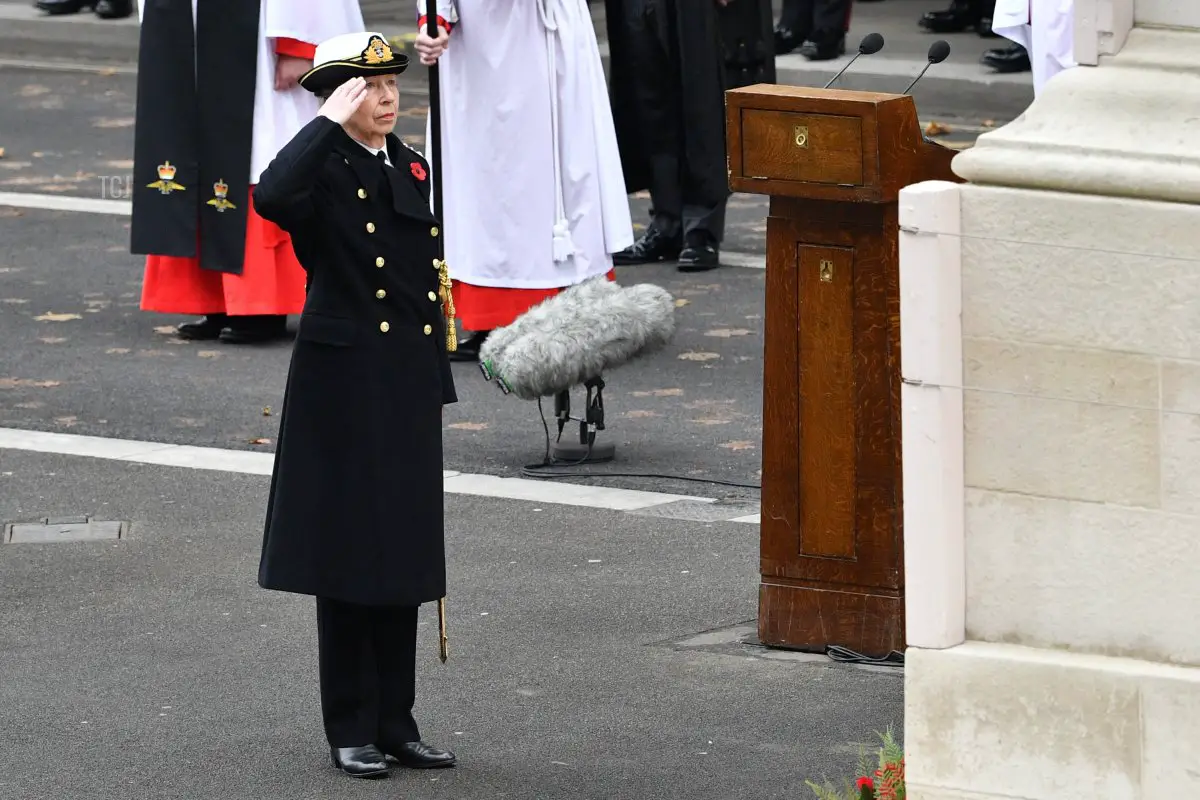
left=0, top=427, right=756, bottom=520
left=0, top=191, right=130, bottom=216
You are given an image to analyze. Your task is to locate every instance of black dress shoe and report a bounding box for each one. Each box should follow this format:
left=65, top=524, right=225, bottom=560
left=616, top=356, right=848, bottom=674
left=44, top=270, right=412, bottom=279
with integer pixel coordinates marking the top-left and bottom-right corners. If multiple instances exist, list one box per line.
left=773, top=26, right=808, bottom=56
left=175, top=314, right=227, bottom=340
left=218, top=315, right=289, bottom=344
left=448, top=329, right=489, bottom=362
left=386, top=741, right=456, bottom=769
left=981, top=43, right=1031, bottom=72
left=35, top=0, right=96, bottom=14
left=798, top=34, right=846, bottom=61
left=678, top=241, right=720, bottom=272
left=613, top=227, right=682, bottom=266
left=977, top=16, right=1000, bottom=37
left=331, top=745, right=389, bottom=778
left=94, top=0, right=131, bottom=18
left=918, top=0, right=981, bottom=33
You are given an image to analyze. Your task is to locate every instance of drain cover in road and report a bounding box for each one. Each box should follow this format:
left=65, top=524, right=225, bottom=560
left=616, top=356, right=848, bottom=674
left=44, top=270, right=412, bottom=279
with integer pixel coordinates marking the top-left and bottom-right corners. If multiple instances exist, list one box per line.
left=3, top=516, right=126, bottom=544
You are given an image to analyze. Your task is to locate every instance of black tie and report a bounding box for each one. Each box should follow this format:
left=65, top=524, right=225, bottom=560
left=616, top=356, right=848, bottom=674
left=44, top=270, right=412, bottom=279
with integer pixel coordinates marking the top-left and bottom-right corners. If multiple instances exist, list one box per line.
left=376, top=150, right=389, bottom=168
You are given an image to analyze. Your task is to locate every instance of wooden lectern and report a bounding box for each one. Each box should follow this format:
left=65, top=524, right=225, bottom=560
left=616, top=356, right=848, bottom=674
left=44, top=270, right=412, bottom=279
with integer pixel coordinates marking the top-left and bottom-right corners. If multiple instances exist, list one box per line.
left=726, top=84, right=960, bottom=657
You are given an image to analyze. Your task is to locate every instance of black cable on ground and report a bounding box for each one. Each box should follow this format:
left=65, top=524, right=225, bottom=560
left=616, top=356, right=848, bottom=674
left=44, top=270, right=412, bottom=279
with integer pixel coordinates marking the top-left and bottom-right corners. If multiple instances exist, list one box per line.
left=824, top=645, right=905, bottom=667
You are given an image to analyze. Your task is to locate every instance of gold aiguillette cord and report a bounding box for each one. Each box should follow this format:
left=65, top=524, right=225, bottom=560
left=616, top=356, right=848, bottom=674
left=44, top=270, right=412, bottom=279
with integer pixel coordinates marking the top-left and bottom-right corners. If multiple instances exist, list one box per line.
left=437, top=259, right=457, bottom=353
left=438, top=597, right=448, bottom=663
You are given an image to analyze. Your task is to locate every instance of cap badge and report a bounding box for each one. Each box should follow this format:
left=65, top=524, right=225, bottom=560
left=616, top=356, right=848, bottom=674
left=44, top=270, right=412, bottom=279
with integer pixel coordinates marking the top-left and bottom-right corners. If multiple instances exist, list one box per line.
left=361, top=35, right=395, bottom=65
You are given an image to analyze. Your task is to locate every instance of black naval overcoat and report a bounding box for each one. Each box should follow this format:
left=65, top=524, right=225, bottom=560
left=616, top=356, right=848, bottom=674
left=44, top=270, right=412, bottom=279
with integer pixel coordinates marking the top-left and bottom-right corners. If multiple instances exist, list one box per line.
left=253, top=114, right=457, bottom=608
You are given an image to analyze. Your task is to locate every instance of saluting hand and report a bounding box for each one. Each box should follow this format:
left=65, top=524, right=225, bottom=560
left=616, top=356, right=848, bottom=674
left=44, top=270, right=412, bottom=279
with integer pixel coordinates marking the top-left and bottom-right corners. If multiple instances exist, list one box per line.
left=415, top=25, right=450, bottom=65
left=318, top=77, right=369, bottom=125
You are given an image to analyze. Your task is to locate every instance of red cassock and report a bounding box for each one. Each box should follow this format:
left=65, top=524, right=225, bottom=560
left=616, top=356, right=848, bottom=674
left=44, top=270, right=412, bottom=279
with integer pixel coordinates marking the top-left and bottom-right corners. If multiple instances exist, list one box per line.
left=451, top=269, right=618, bottom=332
left=139, top=37, right=315, bottom=317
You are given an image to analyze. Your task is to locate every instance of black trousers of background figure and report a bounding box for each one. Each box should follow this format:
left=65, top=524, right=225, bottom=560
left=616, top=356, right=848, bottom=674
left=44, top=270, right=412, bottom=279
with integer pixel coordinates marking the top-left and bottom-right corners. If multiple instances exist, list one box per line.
left=621, top=0, right=727, bottom=245
left=778, top=0, right=853, bottom=44
left=316, top=598, right=420, bottom=748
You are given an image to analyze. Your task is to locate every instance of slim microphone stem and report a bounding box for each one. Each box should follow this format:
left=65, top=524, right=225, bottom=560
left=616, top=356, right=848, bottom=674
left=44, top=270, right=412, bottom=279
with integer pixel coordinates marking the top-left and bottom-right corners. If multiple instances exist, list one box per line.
left=822, top=53, right=862, bottom=90
left=902, top=63, right=933, bottom=95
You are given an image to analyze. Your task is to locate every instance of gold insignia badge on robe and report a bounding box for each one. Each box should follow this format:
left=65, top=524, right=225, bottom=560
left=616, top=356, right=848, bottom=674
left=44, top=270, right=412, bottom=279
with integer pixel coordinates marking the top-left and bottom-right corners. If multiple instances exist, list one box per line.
left=206, top=179, right=236, bottom=212
left=147, top=161, right=185, bottom=194
left=362, top=35, right=395, bottom=65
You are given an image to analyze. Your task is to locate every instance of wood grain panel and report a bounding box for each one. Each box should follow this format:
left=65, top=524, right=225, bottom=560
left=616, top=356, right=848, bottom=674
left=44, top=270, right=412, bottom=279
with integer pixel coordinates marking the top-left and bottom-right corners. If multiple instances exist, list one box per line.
left=740, top=109, right=864, bottom=186
left=758, top=581, right=904, bottom=657
left=797, top=245, right=857, bottom=559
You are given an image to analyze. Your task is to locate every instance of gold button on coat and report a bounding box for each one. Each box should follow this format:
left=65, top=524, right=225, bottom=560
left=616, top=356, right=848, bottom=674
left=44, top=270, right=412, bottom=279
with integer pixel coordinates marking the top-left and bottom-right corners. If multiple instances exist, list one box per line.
left=376, top=289, right=386, bottom=299
left=380, top=321, right=390, bottom=333
left=427, top=291, right=437, bottom=301
left=432, top=258, right=440, bottom=268
left=423, top=324, right=432, bottom=335
left=366, top=222, right=376, bottom=233
left=375, top=256, right=385, bottom=267
left=357, top=188, right=367, bottom=199
left=431, top=226, right=439, bottom=236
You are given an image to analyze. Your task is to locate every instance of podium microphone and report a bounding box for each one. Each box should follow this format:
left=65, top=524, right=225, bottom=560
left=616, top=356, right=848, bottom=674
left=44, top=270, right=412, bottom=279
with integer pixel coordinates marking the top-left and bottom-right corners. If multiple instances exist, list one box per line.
left=903, top=40, right=951, bottom=94
left=821, top=32, right=885, bottom=90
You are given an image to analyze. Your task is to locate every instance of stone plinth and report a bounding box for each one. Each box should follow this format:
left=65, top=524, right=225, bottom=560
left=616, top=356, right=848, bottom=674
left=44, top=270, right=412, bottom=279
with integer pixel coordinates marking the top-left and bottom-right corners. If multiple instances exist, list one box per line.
left=898, top=8, right=1200, bottom=797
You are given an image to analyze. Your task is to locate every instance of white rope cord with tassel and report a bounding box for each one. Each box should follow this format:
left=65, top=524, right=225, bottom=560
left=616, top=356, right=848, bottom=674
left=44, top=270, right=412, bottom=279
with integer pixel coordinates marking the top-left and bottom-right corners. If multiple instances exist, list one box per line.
left=537, top=0, right=575, bottom=263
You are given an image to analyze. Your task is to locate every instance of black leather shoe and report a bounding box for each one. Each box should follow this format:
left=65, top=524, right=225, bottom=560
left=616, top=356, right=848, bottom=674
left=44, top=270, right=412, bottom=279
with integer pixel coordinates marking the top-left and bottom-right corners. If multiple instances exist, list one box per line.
left=35, top=0, right=96, bottom=14
left=799, top=34, right=846, bottom=61
left=773, top=25, right=808, bottom=56
left=449, top=329, right=489, bottom=362
left=678, top=243, right=720, bottom=272
left=218, top=315, right=289, bottom=344
left=175, top=314, right=227, bottom=340
left=918, top=1, right=981, bottom=33
left=387, top=741, right=456, bottom=769
left=94, top=0, right=132, bottom=18
left=613, top=227, right=682, bottom=266
left=331, top=745, right=389, bottom=778
left=981, top=43, right=1031, bottom=72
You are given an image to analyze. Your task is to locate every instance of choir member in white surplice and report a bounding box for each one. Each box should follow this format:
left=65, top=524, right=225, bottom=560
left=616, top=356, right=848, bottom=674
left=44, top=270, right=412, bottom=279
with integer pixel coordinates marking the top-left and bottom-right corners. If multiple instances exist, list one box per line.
left=415, top=0, right=633, bottom=362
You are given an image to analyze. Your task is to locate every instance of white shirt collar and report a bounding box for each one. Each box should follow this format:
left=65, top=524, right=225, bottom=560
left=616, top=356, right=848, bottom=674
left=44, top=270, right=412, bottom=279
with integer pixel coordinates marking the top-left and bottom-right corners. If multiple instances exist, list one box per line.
left=354, top=138, right=392, bottom=166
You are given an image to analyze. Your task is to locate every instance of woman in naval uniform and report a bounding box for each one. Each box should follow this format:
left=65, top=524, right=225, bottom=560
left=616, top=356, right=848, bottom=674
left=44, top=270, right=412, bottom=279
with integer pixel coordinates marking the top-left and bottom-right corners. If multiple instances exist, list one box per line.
left=252, top=31, right=458, bottom=779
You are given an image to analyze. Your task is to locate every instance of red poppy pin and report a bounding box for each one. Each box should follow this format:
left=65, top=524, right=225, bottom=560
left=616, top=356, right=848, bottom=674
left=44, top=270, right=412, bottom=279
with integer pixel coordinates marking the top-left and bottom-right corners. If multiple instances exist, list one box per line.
left=410, top=162, right=427, bottom=181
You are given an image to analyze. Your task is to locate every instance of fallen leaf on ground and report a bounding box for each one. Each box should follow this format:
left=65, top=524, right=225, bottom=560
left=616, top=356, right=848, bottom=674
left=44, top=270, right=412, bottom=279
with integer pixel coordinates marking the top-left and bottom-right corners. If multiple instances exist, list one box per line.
left=15, top=401, right=44, bottom=408
left=448, top=422, right=488, bottom=431
left=98, top=68, right=118, bottom=76
left=55, top=416, right=78, bottom=427
left=153, top=326, right=177, bottom=335
left=631, top=388, right=683, bottom=397
left=678, top=352, right=720, bottom=362
left=19, top=85, right=50, bottom=97
left=92, top=117, right=135, bottom=128
left=262, top=407, right=272, bottom=417
left=705, top=328, right=752, bottom=338
left=34, top=312, right=82, bottom=322
left=924, top=121, right=951, bottom=136
left=623, top=410, right=659, bottom=418
left=38, top=337, right=67, bottom=344
left=250, top=438, right=271, bottom=446
left=197, top=350, right=220, bottom=359
left=105, top=347, right=130, bottom=354
left=691, top=418, right=731, bottom=426
left=674, top=298, right=690, bottom=307
left=0, top=378, right=61, bottom=389
left=719, top=441, right=756, bottom=451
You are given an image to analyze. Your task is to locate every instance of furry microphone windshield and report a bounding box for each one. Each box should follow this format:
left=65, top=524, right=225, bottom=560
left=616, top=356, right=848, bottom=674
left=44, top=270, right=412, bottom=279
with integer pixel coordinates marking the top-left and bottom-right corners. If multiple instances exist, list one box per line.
left=478, top=276, right=677, bottom=401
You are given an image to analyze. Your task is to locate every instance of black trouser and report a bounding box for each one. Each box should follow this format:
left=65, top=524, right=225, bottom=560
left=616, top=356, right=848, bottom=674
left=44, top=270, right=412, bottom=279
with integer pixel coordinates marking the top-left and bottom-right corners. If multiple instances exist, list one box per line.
left=316, top=598, right=420, bottom=749
left=623, top=0, right=726, bottom=245
left=778, top=0, right=852, bottom=43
